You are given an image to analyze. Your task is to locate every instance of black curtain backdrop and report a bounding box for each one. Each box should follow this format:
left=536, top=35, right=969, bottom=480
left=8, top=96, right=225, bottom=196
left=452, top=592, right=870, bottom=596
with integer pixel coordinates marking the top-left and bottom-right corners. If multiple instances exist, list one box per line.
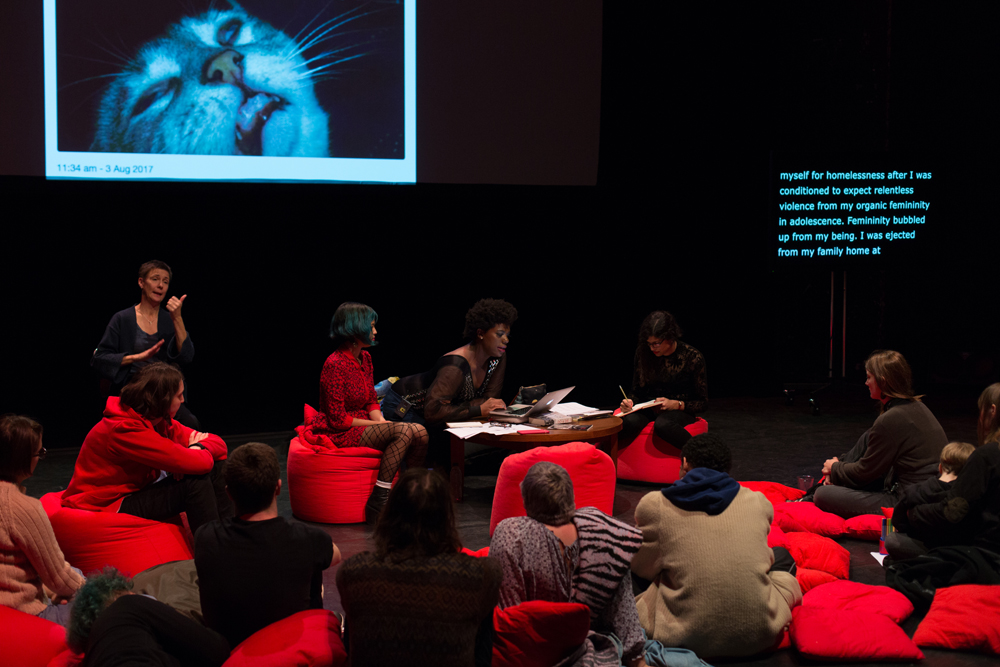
left=2, top=1, right=999, bottom=449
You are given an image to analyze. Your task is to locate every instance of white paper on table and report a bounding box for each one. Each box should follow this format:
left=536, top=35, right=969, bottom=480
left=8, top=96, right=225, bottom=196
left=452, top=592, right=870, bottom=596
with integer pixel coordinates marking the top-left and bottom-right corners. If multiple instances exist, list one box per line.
left=870, top=551, right=887, bottom=565
left=445, top=427, right=489, bottom=440
left=550, top=402, right=597, bottom=415
left=446, top=422, right=484, bottom=428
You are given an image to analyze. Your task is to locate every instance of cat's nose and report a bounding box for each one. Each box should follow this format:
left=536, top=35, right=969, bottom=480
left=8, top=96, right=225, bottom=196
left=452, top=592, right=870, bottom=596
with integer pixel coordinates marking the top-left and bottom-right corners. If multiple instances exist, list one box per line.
left=204, top=49, right=244, bottom=85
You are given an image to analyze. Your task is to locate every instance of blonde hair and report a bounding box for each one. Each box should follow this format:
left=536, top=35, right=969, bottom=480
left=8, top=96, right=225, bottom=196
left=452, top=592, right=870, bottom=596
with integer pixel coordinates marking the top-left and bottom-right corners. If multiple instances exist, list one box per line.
left=977, top=383, right=1000, bottom=445
left=939, top=441, right=975, bottom=475
left=865, top=350, right=922, bottom=413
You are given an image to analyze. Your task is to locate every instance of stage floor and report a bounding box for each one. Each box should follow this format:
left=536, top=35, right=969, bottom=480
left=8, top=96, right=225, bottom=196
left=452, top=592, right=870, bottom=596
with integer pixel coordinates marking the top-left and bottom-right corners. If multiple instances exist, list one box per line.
left=25, top=387, right=992, bottom=667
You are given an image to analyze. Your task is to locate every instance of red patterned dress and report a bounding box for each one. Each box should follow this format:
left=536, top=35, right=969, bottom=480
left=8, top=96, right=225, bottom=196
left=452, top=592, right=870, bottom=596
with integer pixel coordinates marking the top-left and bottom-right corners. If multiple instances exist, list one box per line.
left=308, top=349, right=380, bottom=448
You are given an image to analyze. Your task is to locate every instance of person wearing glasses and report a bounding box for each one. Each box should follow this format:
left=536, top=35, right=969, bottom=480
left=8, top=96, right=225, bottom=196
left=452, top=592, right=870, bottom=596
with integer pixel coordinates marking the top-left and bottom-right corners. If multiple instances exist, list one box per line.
left=1, top=415, right=85, bottom=626
left=618, top=311, right=707, bottom=450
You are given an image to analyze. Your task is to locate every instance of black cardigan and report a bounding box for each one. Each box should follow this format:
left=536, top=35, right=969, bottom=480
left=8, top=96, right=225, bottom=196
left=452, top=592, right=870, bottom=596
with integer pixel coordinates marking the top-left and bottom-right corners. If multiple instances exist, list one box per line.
left=91, top=305, right=194, bottom=392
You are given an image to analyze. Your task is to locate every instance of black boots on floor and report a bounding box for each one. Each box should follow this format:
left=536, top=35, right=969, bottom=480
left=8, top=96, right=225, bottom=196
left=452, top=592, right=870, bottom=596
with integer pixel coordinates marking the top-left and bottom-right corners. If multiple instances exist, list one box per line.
left=365, top=485, right=391, bottom=525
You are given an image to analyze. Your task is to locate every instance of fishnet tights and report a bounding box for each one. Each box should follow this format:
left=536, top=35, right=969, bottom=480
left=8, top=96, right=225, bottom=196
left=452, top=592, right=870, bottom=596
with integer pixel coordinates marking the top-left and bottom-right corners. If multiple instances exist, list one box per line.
left=357, top=422, right=429, bottom=482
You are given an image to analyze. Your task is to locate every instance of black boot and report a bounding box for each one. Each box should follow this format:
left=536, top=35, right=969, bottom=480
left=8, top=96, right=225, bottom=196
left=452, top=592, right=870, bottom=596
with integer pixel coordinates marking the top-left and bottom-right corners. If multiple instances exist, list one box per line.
left=365, top=485, right=391, bottom=525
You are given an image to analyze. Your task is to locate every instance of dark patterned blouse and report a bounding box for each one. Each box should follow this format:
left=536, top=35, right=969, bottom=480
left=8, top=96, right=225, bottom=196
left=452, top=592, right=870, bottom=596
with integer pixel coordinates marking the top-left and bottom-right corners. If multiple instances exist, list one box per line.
left=392, top=354, right=506, bottom=424
left=308, top=349, right=380, bottom=447
left=630, top=340, right=708, bottom=414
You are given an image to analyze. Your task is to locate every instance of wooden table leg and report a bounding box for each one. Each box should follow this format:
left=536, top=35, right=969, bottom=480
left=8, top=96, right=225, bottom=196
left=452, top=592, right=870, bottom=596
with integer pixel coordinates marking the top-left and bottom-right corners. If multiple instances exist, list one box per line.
left=450, top=436, right=465, bottom=502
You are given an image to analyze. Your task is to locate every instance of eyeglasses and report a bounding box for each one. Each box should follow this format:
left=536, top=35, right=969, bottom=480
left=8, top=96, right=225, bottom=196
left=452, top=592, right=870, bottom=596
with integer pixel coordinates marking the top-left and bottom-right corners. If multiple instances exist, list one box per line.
left=33, top=447, right=47, bottom=460
left=647, top=339, right=670, bottom=348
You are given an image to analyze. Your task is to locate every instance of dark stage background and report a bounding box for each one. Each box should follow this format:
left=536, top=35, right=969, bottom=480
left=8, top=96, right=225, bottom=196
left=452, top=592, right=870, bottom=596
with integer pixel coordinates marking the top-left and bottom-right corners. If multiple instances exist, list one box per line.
left=2, top=2, right=999, bottom=449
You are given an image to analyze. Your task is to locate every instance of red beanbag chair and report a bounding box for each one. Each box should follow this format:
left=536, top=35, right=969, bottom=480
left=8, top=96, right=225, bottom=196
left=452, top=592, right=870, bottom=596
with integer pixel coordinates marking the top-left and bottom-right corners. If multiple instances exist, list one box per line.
left=767, top=524, right=788, bottom=549
left=493, top=601, right=590, bottom=667
left=796, top=568, right=838, bottom=594
left=489, top=442, right=615, bottom=536
left=615, top=416, right=708, bottom=484
left=739, top=481, right=806, bottom=506
left=460, top=546, right=490, bottom=558
left=41, top=491, right=192, bottom=576
left=286, top=436, right=384, bottom=524
left=772, top=502, right=846, bottom=537
left=912, top=585, right=1000, bottom=655
left=790, top=606, right=923, bottom=661
left=802, top=580, right=914, bottom=623
left=784, top=532, right=850, bottom=580
left=844, top=514, right=883, bottom=541
left=0, top=606, right=69, bottom=667
left=223, top=610, right=347, bottom=667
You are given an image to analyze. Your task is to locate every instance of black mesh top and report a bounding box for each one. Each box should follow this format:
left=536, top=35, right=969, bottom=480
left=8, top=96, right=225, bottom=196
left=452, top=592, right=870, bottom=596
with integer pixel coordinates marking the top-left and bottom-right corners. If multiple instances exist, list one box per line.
left=393, top=354, right=506, bottom=424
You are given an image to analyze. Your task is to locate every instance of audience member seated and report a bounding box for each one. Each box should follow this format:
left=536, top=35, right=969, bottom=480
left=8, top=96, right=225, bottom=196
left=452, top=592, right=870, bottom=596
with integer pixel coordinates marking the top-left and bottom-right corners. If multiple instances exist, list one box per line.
left=91, top=260, right=200, bottom=429
left=1, top=415, right=85, bottom=626
left=383, top=299, right=515, bottom=463
left=490, top=461, right=649, bottom=667
left=632, top=434, right=802, bottom=658
left=888, top=441, right=975, bottom=560
left=62, top=362, right=233, bottom=536
left=67, top=566, right=230, bottom=667
left=306, top=302, right=428, bottom=523
left=195, top=442, right=340, bottom=649
left=814, top=350, right=947, bottom=518
left=336, top=468, right=501, bottom=667
left=618, top=311, right=707, bottom=451
left=892, top=382, right=1000, bottom=557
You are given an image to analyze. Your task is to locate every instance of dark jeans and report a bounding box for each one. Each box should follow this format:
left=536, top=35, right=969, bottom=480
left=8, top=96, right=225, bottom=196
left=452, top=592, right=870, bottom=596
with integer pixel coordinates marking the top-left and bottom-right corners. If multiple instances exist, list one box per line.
left=620, top=407, right=697, bottom=449
left=814, top=429, right=897, bottom=518
left=119, top=460, right=233, bottom=536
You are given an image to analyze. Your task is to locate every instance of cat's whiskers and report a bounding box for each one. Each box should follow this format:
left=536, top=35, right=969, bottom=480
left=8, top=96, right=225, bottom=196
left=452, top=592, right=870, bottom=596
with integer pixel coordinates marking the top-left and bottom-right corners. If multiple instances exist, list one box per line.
left=293, top=54, right=368, bottom=81
left=60, top=72, right=127, bottom=92
left=289, top=5, right=370, bottom=60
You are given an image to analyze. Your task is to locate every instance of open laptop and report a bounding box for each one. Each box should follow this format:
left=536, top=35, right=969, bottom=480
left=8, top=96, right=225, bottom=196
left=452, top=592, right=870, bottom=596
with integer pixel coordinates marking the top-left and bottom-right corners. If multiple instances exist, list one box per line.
left=489, top=386, right=575, bottom=424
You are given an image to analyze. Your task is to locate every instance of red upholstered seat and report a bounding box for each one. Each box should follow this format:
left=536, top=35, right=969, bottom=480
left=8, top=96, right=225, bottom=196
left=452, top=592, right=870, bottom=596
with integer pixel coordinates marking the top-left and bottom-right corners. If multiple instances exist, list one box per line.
left=223, top=610, right=347, bottom=667
left=613, top=414, right=708, bottom=484
left=40, top=491, right=192, bottom=577
left=286, top=436, right=385, bottom=524
left=489, top=442, right=616, bottom=536
left=0, top=605, right=70, bottom=667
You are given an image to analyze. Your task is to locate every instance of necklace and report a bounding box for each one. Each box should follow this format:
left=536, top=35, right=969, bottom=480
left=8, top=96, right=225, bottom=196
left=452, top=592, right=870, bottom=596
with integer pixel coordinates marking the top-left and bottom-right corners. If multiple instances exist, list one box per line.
left=136, top=305, right=157, bottom=327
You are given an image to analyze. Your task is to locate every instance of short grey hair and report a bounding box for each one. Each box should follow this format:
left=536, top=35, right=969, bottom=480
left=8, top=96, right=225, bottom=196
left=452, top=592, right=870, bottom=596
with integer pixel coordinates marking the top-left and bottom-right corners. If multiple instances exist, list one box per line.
left=520, top=461, right=575, bottom=525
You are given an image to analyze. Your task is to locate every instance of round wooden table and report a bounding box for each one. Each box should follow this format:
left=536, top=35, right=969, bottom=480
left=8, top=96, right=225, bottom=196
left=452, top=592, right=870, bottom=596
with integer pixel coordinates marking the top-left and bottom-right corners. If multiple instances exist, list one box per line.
left=448, top=416, right=622, bottom=501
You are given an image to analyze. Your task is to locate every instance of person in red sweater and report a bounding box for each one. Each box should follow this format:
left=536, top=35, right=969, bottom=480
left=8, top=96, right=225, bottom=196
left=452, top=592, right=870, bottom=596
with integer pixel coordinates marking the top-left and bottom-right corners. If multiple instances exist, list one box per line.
left=63, top=362, right=232, bottom=534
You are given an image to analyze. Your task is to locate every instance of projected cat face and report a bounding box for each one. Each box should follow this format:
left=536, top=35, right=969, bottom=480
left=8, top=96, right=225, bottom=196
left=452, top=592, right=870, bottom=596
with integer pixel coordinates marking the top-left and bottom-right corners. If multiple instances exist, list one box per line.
left=92, top=4, right=329, bottom=156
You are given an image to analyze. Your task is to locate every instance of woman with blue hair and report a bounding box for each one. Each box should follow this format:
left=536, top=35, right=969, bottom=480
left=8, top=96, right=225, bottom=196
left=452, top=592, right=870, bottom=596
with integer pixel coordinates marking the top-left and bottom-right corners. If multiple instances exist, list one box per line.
left=307, top=302, right=429, bottom=523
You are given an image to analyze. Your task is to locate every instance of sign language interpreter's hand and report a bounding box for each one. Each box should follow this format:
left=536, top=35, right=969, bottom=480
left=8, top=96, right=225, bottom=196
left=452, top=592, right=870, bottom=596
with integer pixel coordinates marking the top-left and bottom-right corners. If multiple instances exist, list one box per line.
left=126, top=339, right=164, bottom=365
left=166, top=294, right=187, bottom=320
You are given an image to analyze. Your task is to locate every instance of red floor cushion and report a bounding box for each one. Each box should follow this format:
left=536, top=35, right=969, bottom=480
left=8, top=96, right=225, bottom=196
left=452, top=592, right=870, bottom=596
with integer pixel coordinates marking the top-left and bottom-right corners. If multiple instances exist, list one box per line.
left=223, top=610, right=347, bottom=667
left=739, top=481, right=806, bottom=506
left=784, top=532, right=850, bottom=580
left=802, top=580, right=914, bottom=623
left=286, top=435, right=386, bottom=524
left=912, top=585, right=1000, bottom=655
left=493, top=601, right=591, bottom=667
left=0, top=605, right=70, bottom=667
left=772, top=502, right=846, bottom=536
left=615, top=416, right=708, bottom=484
left=796, top=568, right=838, bottom=594
left=768, top=524, right=788, bottom=549
left=489, top=442, right=615, bottom=536
left=790, top=606, right=923, bottom=660
left=844, top=513, right=884, bottom=540
left=40, top=491, right=192, bottom=576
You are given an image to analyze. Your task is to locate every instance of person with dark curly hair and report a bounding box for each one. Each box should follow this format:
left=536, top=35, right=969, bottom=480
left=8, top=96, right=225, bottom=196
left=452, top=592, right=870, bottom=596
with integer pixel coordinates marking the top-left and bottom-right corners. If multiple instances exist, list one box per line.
left=619, top=311, right=707, bottom=451
left=336, top=468, right=501, bottom=666
left=67, top=566, right=229, bottom=666
left=383, top=298, right=517, bottom=426
left=632, top=434, right=801, bottom=658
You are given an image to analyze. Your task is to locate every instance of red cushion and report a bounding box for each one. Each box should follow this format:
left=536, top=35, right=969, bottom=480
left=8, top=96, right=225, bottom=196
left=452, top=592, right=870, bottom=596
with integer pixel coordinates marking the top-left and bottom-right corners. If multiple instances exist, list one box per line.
left=46, top=650, right=83, bottom=667
left=615, top=417, right=708, bottom=483
left=796, top=568, right=838, bottom=594
left=772, top=502, right=846, bottom=537
left=0, top=605, right=69, bottom=667
left=802, top=580, right=913, bottom=623
left=784, top=532, right=850, bottom=579
left=223, top=610, right=347, bottom=667
left=41, top=492, right=192, bottom=576
left=286, top=437, right=385, bottom=524
left=492, top=601, right=590, bottom=667
left=844, top=514, right=883, bottom=541
left=460, top=546, right=490, bottom=558
left=912, top=585, right=1000, bottom=655
left=790, top=606, right=923, bottom=661
left=739, top=481, right=806, bottom=506
left=489, top=442, right=615, bottom=536
left=767, top=524, right=788, bottom=549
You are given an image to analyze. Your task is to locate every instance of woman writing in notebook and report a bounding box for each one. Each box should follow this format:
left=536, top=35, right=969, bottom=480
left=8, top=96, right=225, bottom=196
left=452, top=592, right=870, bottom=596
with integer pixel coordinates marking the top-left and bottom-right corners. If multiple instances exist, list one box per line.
left=382, top=298, right=516, bottom=427
left=619, top=310, right=707, bottom=449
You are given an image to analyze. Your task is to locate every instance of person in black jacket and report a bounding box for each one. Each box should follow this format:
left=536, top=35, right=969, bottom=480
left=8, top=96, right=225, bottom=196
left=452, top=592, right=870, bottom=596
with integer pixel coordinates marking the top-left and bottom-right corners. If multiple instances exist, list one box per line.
left=887, top=441, right=975, bottom=559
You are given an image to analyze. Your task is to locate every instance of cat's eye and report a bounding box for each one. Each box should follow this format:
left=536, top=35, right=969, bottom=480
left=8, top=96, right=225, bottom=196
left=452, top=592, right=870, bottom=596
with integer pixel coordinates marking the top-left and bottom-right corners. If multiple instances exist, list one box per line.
left=217, top=19, right=243, bottom=46
left=131, top=78, right=180, bottom=118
